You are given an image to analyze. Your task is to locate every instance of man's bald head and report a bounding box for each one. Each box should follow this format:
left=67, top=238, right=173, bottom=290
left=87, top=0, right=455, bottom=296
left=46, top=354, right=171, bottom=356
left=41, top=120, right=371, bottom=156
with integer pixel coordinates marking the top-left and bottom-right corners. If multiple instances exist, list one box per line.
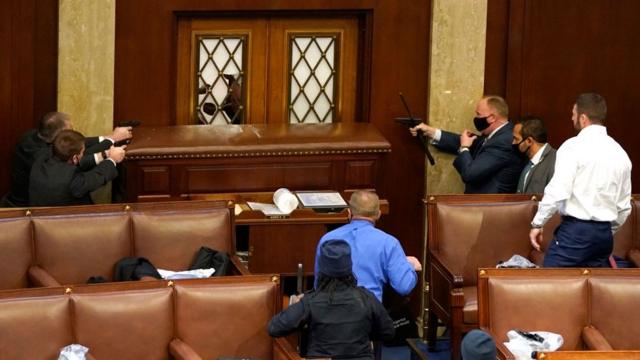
left=349, top=191, right=380, bottom=219
left=38, top=112, right=71, bottom=143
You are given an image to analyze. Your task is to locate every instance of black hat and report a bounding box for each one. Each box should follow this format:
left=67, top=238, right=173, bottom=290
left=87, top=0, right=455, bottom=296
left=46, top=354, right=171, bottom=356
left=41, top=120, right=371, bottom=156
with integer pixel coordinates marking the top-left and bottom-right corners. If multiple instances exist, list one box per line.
left=461, top=330, right=496, bottom=360
left=318, top=240, right=352, bottom=278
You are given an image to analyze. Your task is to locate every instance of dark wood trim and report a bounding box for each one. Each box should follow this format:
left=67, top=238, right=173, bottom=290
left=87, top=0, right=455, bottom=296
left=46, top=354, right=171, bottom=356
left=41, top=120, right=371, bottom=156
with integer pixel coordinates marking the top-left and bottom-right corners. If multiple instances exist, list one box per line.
left=483, top=0, right=509, bottom=97
left=504, top=0, right=526, bottom=119
left=0, top=0, right=58, bottom=195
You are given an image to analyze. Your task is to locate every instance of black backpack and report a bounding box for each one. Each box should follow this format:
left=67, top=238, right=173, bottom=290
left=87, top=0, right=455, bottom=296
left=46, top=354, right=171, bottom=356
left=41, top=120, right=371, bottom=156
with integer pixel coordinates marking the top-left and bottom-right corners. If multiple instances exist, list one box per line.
left=189, top=246, right=230, bottom=276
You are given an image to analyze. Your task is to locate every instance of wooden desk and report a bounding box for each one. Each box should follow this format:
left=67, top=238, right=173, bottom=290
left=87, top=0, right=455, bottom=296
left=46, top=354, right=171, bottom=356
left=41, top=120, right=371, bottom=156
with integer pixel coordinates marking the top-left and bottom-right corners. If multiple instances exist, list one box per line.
left=117, top=123, right=391, bottom=202
left=190, top=192, right=389, bottom=276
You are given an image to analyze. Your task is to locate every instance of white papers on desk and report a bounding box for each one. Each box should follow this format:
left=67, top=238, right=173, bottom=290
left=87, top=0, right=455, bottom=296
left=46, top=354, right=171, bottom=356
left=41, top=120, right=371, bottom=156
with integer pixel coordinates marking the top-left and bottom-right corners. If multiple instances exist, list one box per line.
left=246, top=202, right=288, bottom=216
left=247, top=188, right=299, bottom=215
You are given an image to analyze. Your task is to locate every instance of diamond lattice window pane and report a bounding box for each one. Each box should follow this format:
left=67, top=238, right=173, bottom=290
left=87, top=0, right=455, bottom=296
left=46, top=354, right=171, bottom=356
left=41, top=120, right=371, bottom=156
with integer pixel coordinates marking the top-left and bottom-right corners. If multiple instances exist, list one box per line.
left=288, top=35, right=337, bottom=124
left=195, top=36, right=246, bottom=125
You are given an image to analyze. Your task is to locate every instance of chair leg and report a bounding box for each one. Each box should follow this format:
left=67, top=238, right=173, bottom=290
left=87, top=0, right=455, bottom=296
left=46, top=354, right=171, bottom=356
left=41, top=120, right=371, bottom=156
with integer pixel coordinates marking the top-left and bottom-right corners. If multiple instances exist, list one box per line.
left=427, top=310, right=438, bottom=351
left=450, top=325, right=462, bottom=360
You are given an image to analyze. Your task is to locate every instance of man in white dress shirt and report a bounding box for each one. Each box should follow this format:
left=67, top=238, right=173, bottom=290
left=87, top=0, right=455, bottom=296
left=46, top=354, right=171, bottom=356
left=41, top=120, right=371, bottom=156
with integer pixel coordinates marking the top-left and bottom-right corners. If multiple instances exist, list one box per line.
left=529, top=93, right=632, bottom=267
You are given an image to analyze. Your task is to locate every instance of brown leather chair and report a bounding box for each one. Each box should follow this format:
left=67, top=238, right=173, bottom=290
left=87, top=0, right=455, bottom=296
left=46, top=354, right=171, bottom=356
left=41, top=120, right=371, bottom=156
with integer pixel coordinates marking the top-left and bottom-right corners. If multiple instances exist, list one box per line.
left=0, top=200, right=248, bottom=290
left=477, top=268, right=640, bottom=359
left=0, top=275, right=301, bottom=360
left=425, top=194, right=535, bottom=359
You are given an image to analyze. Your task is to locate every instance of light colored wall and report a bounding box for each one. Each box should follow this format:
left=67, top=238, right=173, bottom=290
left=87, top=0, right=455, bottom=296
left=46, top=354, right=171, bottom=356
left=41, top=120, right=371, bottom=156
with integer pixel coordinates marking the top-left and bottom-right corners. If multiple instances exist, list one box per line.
left=58, top=0, right=116, bottom=203
left=58, top=0, right=115, bottom=137
left=427, top=0, right=488, bottom=194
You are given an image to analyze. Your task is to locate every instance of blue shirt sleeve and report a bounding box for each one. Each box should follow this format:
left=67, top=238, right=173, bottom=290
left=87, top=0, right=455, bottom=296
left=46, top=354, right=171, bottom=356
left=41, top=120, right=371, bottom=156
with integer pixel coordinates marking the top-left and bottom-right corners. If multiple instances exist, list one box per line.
left=385, top=237, right=417, bottom=296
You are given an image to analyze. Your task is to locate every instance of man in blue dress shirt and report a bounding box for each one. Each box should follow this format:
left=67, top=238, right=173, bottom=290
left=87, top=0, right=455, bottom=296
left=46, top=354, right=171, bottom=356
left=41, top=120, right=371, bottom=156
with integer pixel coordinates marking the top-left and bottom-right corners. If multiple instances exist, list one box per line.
left=314, top=190, right=421, bottom=301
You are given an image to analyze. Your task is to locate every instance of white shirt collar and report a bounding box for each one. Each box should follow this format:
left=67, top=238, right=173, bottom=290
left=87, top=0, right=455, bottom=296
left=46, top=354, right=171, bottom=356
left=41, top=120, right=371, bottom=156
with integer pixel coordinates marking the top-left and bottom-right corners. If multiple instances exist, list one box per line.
left=487, top=121, right=509, bottom=140
left=578, top=124, right=607, bottom=137
left=530, top=143, right=548, bottom=166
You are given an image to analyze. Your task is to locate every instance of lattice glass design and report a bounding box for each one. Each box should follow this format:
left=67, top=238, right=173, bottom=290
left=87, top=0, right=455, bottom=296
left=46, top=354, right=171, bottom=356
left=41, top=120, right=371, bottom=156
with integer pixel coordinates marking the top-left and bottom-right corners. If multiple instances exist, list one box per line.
left=289, top=35, right=338, bottom=123
left=196, top=35, right=246, bottom=125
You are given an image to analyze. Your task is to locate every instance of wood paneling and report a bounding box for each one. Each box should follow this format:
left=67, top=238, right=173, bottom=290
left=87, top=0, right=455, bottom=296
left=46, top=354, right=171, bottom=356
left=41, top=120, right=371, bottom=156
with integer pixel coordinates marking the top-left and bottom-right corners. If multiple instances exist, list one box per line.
left=0, top=0, right=58, bottom=195
left=115, top=0, right=429, bottom=269
left=485, top=0, right=640, bottom=190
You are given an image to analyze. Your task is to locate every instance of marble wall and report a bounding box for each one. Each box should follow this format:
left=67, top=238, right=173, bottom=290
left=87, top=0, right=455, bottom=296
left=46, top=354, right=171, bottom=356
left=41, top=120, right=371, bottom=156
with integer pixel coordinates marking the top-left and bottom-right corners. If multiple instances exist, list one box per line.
left=427, top=0, right=488, bottom=194
left=58, top=0, right=115, bottom=137
left=58, top=0, right=116, bottom=202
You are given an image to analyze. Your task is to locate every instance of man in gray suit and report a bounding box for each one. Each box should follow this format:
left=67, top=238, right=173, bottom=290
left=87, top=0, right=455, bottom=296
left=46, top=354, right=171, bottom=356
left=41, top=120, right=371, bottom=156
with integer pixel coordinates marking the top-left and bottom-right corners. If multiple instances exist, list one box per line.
left=512, top=116, right=556, bottom=194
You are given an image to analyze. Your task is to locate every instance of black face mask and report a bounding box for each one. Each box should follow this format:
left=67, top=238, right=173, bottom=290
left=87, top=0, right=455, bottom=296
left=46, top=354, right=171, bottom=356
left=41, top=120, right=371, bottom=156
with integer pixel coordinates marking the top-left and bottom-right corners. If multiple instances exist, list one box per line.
left=512, top=139, right=530, bottom=157
left=473, top=116, right=490, bottom=131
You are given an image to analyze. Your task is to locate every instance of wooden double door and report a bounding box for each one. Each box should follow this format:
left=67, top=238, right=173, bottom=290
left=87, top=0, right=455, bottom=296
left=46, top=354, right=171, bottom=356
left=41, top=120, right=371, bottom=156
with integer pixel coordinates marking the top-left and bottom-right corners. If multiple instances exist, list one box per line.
left=176, top=15, right=362, bottom=125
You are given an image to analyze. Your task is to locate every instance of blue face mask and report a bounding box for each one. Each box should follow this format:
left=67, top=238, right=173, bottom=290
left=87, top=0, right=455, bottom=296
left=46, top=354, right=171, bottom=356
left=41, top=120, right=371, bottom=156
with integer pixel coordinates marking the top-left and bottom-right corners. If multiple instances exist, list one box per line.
left=473, top=116, right=490, bottom=131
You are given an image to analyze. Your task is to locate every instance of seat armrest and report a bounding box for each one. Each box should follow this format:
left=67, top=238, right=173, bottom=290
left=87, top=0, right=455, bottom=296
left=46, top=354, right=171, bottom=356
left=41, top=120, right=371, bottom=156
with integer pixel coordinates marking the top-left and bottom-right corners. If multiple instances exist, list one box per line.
left=28, top=266, right=61, bottom=287
left=273, top=337, right=303, bottom=360
left=169, top=338, right=203, bottom=360
left=429, top=251, right=464, bottom=287
left=229, top=254, right=251, bottom=275
left=628, top=248, right=640, bottom=268
left=582, top=325, right=613, bottom=350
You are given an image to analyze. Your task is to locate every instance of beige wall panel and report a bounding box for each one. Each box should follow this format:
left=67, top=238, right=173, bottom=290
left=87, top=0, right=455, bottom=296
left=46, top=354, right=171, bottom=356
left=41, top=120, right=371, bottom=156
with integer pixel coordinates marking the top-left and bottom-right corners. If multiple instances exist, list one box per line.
left=427, top=0, right=488, bottom=194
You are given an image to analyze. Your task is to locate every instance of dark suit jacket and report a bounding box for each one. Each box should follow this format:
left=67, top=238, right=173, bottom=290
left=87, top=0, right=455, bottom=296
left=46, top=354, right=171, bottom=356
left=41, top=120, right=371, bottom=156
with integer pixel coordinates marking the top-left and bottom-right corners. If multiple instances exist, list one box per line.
left=28, top=155, right=118, bottom=207
left=6, top=129, right=112, bottom=206
left=435, top=122, right=525, bottom=194
left=521, top=144, right=556, bottom=194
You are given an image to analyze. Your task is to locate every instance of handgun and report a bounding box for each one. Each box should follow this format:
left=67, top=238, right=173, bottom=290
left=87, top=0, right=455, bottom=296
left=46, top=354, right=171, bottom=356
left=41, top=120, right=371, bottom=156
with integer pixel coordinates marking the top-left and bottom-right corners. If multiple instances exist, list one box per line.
left=113, top=120, right=140, bottom=147
left=516, top=329, right=545, bottom=343
left=118, top=119, right=141, bottom=128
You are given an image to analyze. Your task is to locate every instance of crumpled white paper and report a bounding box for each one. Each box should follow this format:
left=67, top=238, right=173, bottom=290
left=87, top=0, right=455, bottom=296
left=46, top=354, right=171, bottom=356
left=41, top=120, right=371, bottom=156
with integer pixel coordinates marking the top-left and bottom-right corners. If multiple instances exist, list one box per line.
left=157, top=267, right=215, bottom=280
left=504, top=330, right=563, bottom=360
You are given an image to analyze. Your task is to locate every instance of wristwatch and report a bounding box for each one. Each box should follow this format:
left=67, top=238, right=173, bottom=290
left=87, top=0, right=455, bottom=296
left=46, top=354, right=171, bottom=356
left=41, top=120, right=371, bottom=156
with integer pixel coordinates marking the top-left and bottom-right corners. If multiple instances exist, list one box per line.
left=531, top=222, right=543, bottom=229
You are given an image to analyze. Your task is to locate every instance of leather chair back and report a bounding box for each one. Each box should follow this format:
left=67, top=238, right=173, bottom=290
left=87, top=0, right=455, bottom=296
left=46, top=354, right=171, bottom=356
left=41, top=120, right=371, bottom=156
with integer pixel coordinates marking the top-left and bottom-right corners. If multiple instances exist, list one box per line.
left=132, top=207, right=233, bottom=271
left=0, top=295, right=72, bottom=359
left=433, top=201, right=535, bottom=283
left=174, top=280, right=278, bottom=360
left=33, top=214, right=131, bottom=284
left=0, top=217, right=32, bottom=289
left=590, top=277, right=640, bottom=349
left=73, top=287, right=174, bottom=360
left=484, top=276, right=588, bottom=350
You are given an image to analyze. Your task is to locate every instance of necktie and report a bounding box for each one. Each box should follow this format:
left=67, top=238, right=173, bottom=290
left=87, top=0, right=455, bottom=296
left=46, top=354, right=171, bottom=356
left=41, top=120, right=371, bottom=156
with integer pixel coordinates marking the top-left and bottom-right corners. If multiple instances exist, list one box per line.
left=517, top=161, right=533, bottom=193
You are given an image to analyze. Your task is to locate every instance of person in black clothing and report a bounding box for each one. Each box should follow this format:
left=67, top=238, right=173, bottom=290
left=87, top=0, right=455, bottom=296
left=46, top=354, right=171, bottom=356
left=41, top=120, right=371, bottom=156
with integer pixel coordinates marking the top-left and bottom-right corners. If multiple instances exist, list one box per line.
left=268, top=239, right=394, bottom=359
left=29, top=129, right=125, bottom=206
left=2, top=111, right=132, bottom=207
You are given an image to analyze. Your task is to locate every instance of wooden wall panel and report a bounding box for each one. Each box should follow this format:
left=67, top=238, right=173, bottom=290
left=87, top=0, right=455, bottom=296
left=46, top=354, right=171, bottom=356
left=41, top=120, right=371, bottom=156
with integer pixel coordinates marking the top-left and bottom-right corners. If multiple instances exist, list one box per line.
left=0, top=0, right=58, bottom=196
left=114, top=0, right=429, bottom=262
left=485, top=0, right=640, bottom=191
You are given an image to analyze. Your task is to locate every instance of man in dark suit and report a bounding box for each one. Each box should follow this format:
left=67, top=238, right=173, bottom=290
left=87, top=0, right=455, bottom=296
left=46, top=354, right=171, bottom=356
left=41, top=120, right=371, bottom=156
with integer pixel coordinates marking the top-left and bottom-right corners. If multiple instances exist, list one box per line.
left=2, top=112, right=132, bottom=207
left=512, top=116, right=557, bottom=194
left=29, top=129, right=126, bottom=207
left=411, top=96, right=524, bottom=193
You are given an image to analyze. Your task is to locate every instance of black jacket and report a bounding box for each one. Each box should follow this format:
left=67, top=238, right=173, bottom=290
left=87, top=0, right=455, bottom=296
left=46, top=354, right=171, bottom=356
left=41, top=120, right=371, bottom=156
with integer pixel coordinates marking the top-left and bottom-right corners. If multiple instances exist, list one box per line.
left=7, top=129, right=112, bottom=206
left=29, top=155, right=118, bottom=207
left=268, top=285, right=394, bottom=359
